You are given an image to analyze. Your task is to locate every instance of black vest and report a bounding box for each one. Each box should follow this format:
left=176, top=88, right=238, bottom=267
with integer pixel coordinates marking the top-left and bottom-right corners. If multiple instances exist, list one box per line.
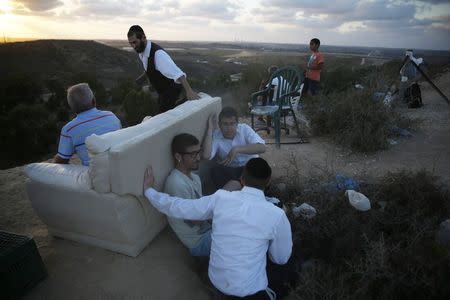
left=146, top=42, right=183, bottom=101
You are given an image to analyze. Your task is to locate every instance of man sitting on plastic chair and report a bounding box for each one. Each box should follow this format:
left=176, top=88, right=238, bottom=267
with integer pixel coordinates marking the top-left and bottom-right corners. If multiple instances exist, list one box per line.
left=250, top=66, right=304, bottom=148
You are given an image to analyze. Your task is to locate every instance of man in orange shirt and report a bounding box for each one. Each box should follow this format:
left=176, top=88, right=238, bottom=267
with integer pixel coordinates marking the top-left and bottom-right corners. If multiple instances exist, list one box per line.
left=302, top=38, right=324, bottom=97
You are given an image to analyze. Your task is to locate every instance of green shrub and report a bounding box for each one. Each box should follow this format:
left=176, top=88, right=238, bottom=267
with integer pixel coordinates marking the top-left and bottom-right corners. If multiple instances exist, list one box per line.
left=71, top=72, right=108, bottom=107
left=0, top=74, right=42, bottom=113
left=111, top=79, right=139, bottom=105
left=0, top=104, right=57, bottom=168
left=283, top=170, right=450, bottom=300
left=122, top=89, right=158, bottom=126
left=303, top=90, right=395, bottom=152
left=228, top=63, right=267, bottom=114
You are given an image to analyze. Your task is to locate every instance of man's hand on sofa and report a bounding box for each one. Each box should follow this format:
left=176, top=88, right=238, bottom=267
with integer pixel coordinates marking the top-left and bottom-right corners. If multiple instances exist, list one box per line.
left=143, top=166, right=155, bottom=192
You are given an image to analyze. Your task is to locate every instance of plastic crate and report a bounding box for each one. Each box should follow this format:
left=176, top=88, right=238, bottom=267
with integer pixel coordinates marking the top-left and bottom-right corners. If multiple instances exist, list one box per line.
left=0, top=231, right=47, bottom=299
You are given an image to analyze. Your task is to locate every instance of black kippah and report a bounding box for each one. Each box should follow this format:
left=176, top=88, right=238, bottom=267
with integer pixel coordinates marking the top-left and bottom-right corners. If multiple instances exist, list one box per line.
left=245, top=158, right=271, bottom=179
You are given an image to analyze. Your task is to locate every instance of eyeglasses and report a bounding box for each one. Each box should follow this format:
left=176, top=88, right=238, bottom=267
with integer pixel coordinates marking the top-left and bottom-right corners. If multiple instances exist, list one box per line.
left=219, top=121, right=238, bottom=128
left=179, top=149, right=202, bottom=158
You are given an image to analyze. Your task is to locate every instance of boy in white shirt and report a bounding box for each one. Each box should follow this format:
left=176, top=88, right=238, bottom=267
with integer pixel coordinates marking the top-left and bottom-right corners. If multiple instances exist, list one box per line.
left=202, top=107, right=266, bottom=190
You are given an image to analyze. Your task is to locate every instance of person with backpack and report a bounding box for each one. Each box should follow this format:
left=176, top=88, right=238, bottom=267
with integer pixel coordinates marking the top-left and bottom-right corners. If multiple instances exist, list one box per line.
left=400, top=49, right=423, bottom=108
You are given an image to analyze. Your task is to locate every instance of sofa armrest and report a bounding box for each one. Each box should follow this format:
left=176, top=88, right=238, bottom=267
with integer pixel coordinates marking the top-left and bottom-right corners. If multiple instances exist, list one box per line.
left=24, top=163, right=92, bottom=191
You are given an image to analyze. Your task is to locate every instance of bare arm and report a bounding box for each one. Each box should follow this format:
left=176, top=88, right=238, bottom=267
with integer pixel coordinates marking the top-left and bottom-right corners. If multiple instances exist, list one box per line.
left=143, top=166, right=215, bottom=220
left=234, top=143, right=266, bottom=155
left=178, top=75, right=200, bottom=100
left=307, top=62, right=323, bottom=71
left=220, top=143, right=266, bottom=166
left=201, top=114, right=216, bottom=160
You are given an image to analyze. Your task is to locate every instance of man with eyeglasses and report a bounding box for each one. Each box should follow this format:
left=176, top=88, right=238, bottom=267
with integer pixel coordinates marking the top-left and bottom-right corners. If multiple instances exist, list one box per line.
left=163, top=133, right=212, bottom=256
left=144, top=158, right=292, bottom=299
left=202, top=107, right=266, bottom=190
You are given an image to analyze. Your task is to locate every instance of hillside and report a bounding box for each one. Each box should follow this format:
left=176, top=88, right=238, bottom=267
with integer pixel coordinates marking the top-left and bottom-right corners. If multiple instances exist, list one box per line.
left=0, top=40, right=142, bottom=88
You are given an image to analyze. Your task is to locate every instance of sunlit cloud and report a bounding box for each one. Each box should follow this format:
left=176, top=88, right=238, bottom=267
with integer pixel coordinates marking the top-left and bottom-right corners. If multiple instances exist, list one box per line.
left=0, top=0, right=14, bottom=13
left=338, top=21, right=367, bottom=33
left=0, top=0, right=449, bottom=50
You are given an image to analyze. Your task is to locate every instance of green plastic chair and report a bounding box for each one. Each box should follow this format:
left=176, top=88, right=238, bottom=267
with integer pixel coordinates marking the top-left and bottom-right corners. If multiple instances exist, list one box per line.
left=250, top=66, right=303, bottom=148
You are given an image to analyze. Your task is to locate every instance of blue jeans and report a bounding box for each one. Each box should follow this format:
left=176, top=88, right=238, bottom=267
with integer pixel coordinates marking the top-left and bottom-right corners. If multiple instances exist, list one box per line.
left=189, top=230, right=212, bottom=257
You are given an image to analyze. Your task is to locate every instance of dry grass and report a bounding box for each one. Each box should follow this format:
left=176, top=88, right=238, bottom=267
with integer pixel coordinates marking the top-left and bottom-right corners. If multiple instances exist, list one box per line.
left=268, top=170, right=450, bottom=299
left=302, top=89, right=416, bottom=153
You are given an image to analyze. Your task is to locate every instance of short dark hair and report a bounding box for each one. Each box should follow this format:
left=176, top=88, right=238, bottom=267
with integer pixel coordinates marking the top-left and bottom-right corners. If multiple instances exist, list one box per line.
left=219, top=107, right=238, bottom=122
left=242, top=158, right=272, bottom=189
left=171, top=133, right=199, bottom=156
left=128, top=25, right=145, bottom=39
left=310, top=38, right=320, bottom=47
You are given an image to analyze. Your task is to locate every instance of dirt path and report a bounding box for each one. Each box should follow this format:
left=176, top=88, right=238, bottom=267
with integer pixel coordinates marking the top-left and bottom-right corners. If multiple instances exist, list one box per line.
left=0, top=71, right=448, bottom=299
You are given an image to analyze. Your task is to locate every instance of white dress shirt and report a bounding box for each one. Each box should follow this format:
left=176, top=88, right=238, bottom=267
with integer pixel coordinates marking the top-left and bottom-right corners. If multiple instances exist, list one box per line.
left=145, top=186, right=292, bottom=297
left=211, top=124, right=265, bottom=168
left=138, top=40, right=186, bottom=83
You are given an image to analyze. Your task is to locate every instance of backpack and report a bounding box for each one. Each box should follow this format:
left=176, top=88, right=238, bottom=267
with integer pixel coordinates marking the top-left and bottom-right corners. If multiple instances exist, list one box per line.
left=404, top=83, right=423, bottom=108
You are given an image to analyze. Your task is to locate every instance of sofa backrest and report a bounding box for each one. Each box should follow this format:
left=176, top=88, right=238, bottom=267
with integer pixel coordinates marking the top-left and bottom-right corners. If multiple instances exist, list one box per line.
left=86, top=94, right=221, bottom=197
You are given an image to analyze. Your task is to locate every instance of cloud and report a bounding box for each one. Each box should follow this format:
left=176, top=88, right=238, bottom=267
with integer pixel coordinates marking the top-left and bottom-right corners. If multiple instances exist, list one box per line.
left=14, top=0, right=63, bottom=11
left=262, top=0, right=358, bottom=14
left=69, top=0, right=144, bottom=17
left=3, top=0, right=450, bottom=50
left=352, top=1, right=416, bottom=21
left=418, top=0, right=450, bottom=4
left=260, top=0, right=418, bottom=22
left=180, top=0, right=239, bottom=20
left=10, top=0, right=63, bottom=15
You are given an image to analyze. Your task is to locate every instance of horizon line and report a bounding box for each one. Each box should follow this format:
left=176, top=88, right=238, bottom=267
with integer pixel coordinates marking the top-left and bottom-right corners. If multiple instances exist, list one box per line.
left=1, top=37, right=450, bottom=52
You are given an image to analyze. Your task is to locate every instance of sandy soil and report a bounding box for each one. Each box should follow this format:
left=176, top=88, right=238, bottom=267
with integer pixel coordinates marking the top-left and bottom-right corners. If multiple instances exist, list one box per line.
left=0, top=71, right=449, bottom=299
left=0, top=167, right=211, bottom=299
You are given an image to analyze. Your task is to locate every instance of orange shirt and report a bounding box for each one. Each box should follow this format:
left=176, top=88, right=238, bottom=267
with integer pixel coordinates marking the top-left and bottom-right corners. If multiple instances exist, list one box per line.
left=306, top=51, right=324, bottom=82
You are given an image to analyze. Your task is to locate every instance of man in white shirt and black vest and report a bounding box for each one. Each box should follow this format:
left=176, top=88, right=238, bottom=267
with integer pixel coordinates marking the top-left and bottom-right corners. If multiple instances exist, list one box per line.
left=127, top=25, right=199, bottom=113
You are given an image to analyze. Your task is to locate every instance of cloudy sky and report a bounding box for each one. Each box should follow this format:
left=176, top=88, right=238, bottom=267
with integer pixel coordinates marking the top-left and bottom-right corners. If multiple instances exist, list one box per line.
left=0, top=0, right=449, bottom=50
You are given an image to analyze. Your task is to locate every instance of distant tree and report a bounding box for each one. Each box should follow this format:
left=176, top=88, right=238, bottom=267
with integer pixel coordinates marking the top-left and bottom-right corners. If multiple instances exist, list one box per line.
left=122, top=90, right=158, bottom=126
left=0, top=74, right=42, bottom=113
left=45, top=79, right=67, bottom=111
left=0, top=103, right=56, bottom=168
left=71, top=72, right=107, bottom=108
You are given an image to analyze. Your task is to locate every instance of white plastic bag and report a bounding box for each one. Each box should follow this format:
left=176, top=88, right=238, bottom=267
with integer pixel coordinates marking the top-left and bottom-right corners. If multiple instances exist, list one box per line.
left=345, top=190, right=371, bottom=211
left=292, top=203, right=317, bottom=219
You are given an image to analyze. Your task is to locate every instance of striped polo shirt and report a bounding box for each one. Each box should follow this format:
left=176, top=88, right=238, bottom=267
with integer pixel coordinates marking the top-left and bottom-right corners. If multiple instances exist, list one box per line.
left=57, top=108, right=121, bottom=166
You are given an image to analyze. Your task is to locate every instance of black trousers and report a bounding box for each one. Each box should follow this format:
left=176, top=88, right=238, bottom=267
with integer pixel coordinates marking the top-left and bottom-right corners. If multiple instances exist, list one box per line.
left=158, top=89, right=187, bottom=113
left=217, top=290, right=270, bottom=300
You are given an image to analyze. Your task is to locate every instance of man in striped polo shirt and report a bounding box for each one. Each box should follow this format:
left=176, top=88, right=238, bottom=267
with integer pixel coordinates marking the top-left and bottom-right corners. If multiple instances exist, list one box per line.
left=53, top=83, right=121, bottom=166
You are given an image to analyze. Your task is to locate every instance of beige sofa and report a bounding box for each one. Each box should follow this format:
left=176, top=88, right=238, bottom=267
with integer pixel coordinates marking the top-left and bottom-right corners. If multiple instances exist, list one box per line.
left=24, top=94, right=221, bottom=257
